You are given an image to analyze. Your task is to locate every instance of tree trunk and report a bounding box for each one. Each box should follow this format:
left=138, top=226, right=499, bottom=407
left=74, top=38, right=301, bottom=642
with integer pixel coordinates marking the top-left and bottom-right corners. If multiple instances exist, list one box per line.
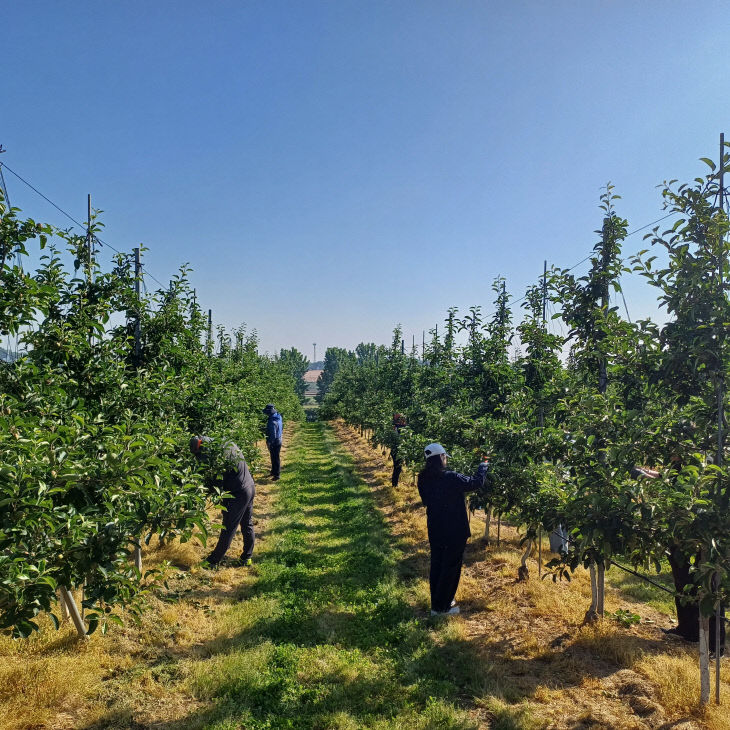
left=518, top=539, right=532, bottom=581
left=597, top=562, right=606, bottom=617
left=58, top=589, right=69, bottom=622
left=58, top=586, right=88, bottom=640
left=484, top=507, right=492, bottom=543
left=133, top=539, right=143, bottom=573
left=584, top=563, right=599, bottom=623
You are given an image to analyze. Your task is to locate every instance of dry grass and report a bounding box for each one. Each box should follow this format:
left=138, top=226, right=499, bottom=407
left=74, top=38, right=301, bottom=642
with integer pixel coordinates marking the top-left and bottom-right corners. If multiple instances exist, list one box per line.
left=333, top=420, right=730, bottom=730
left=3, top=422, right=728, bottom=730
left=0, top=434, right=288, bottom=730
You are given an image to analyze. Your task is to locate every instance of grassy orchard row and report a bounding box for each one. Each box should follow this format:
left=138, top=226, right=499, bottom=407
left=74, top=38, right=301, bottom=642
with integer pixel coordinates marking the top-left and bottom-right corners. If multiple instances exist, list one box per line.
left=0, top=196, right=304, bottom=638
left=320, top=157, right=730, bottom=703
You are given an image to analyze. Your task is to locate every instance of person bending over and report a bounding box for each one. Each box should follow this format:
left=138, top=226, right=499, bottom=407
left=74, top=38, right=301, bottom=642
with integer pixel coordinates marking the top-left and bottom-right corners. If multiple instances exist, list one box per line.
left=417, top=443, right=488, bottom=616
left=190, top=436, right=256, bottom=567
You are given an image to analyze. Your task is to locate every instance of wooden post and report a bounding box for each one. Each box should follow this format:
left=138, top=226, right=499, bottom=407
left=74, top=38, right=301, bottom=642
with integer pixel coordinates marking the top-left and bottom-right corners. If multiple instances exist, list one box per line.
left=58, top=586, right=87, bottom=640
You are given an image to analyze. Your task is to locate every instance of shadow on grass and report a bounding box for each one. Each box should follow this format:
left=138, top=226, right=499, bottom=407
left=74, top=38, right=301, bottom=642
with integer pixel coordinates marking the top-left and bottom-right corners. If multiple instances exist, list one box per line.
left=83, top=423, right=658, bottom=730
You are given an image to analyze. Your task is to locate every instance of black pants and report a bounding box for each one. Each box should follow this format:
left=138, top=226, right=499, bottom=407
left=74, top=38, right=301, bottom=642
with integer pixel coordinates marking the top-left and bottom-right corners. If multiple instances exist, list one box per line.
left=268, top=441, right=281, bottom=478
left=391, top=458, right=402, bottom=487
left=429, top=538, right=467, bottom=612
left=668, top=546, right=726, bottom=650
left=206, top=489, right=255, bottom=564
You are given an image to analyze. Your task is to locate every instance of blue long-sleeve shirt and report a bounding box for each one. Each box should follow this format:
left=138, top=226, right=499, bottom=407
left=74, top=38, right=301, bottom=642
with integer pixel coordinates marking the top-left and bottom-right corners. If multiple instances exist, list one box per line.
left=266, top=411, right=283, bottom=444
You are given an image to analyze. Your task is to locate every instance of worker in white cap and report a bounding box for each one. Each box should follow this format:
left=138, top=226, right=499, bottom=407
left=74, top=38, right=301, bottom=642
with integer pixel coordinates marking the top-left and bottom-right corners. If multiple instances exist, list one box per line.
left=417, top=443, right=488, bottom=616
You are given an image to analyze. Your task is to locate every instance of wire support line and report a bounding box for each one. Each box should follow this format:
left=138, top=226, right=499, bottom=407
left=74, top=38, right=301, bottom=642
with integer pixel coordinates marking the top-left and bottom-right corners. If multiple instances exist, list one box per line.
left=0, top=161, right=168, bottom=291
left=624, top=211, right=676, bottom=238
left=606, top=558, right=674, bottom=596
left=509, top=212, right=680, bottom=313
left=1, top=161, right=86, bottom=231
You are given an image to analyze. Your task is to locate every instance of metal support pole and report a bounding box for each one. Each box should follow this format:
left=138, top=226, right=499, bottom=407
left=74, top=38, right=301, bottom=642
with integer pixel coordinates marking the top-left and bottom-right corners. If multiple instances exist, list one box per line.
left=86, top=193, right=92, bottom=279
left=715, top=132, right=725, bottom=705
left=134, top=248, right=141, bottom=366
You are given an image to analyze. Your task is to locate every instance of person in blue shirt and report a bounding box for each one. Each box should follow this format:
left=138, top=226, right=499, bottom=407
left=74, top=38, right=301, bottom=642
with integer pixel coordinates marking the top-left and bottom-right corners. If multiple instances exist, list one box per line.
left=417, top=443, right=488, bottom=616
left=263, top=403, right=283, bottom=480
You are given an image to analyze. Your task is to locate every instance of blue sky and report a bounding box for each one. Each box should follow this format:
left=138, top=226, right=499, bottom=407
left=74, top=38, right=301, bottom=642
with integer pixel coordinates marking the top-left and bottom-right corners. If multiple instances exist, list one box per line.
left=3, top=2, right=729, bottom=358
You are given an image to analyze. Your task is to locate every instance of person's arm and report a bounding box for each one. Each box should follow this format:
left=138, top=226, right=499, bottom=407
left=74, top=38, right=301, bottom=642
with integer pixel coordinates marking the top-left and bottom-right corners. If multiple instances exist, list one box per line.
left=447, top=461, right=489, bottom=493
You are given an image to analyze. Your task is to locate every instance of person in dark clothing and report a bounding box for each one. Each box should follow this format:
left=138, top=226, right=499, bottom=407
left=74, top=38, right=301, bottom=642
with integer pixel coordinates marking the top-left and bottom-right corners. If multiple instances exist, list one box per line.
left=632, top=460, right=725, bottom=653
left=390, top=413, right=407, bottom=487
left=417, top=442, right=489, bottom=616
left=665, top=545, right=725, bottom=653
left=263, top=404, right=283, bottom=480
left=190, top=436, right=256, bottom=567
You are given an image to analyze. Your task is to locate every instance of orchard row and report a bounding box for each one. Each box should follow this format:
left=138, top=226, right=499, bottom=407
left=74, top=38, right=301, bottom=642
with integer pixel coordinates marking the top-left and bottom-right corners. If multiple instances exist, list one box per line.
left=0, top=197, right=305, bottom=637
left=319, top=159, right=730, bottom=703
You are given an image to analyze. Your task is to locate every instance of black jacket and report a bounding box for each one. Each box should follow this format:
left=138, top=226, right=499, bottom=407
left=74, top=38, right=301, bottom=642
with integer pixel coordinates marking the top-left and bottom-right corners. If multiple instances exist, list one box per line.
left=417, top=462, right=488, bottom=544
left=207, top=443, right=256, bottom=498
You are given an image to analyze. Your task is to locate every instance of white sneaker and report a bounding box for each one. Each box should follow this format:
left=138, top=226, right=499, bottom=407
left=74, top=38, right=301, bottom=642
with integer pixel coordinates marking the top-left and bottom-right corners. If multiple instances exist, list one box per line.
left=430, top=605, right=460, bottom=616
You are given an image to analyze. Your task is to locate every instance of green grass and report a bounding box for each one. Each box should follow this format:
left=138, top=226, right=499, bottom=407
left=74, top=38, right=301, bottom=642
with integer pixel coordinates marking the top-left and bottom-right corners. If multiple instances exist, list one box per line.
left=606, top=563, right=676, bottom=616
left=175, top=422, right=520, bottom=729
